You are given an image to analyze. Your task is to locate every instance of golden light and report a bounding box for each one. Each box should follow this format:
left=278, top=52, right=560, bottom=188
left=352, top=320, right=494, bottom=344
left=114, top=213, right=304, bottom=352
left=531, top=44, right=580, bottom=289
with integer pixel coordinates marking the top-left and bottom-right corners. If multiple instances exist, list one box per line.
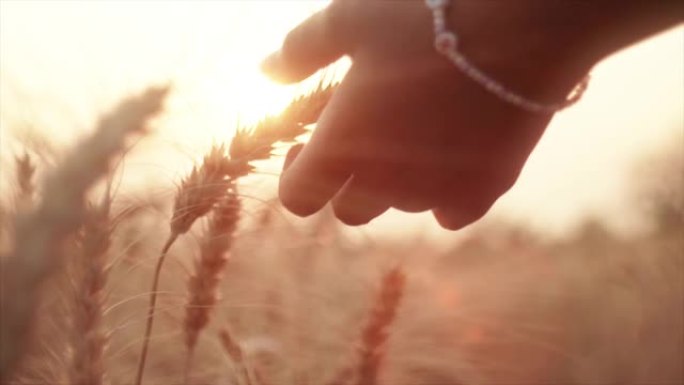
left=209, top=58, right=295, bottom=126
left=0, top=1, right=680, bottom=237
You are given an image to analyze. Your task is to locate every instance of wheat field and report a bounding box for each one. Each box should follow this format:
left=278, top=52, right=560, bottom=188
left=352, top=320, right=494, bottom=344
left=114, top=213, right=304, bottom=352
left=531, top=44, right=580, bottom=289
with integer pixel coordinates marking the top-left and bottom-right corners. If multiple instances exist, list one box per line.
left=0, top=85, right=682, bottom=385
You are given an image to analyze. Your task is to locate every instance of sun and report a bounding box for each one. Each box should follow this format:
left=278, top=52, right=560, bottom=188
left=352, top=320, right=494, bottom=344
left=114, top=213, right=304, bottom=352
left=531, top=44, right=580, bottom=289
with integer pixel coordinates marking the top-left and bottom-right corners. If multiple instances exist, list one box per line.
left=214, top=57, right=296, bottom=125
left=187, top=54, right=294, bottom=132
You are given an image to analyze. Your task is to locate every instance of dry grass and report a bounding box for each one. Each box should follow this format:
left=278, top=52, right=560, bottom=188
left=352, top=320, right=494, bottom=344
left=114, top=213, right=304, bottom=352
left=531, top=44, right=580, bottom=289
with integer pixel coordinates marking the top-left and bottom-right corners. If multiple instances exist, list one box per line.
left=0, top=82, right=681, bottom=385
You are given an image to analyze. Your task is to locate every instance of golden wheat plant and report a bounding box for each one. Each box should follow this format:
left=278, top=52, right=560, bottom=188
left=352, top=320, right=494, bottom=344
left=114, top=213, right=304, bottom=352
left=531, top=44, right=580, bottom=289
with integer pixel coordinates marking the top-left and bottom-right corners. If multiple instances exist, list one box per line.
left=355, top=266, right=406, bottom=385
left=135, top=82, right=337, bottom=385
left=0, top=86, right=168, bottom=382
left=67, top=196, right=112, bottom=385
left=319, top=266, right=407, bottom=385
left=183, top=187, right=241, bottom=382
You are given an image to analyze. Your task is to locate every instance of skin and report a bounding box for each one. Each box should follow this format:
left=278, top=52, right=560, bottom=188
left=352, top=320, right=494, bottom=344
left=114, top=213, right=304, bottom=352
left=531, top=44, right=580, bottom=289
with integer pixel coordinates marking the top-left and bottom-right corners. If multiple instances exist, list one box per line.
left=262, top=0, right=683, bottom=230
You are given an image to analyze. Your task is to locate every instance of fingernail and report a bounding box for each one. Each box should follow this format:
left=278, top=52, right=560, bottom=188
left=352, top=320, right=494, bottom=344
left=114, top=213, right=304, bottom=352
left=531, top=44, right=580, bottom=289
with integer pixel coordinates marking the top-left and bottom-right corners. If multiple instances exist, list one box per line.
left=260, top=51, right=281, bottom=75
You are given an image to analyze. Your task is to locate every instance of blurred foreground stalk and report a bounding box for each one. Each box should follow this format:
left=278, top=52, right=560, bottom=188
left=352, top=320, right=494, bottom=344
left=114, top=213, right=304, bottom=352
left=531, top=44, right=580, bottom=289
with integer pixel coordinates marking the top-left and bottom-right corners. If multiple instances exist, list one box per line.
left=0, top=86, right=168, bottom=381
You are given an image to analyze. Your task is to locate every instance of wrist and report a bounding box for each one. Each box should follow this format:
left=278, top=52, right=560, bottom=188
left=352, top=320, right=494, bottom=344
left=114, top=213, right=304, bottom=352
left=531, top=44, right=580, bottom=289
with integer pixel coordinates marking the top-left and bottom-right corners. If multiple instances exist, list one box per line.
left=441, top=1, right=595, bottom=109
left=439, top=0, right=680, bottom=109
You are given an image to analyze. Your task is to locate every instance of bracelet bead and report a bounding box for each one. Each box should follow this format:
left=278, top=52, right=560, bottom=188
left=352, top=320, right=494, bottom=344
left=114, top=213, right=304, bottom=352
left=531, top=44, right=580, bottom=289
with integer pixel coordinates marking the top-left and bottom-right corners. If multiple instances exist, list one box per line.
left=424, top=0, right=589, bottom=114
left=425, top=0, right=448, bottom=10
left=435, top=32, right=458, bottom=53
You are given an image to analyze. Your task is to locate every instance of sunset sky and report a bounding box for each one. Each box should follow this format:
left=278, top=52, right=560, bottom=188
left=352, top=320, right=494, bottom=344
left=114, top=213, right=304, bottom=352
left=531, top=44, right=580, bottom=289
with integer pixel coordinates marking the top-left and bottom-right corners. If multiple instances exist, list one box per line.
left=1, top=1, right=681, bottom=239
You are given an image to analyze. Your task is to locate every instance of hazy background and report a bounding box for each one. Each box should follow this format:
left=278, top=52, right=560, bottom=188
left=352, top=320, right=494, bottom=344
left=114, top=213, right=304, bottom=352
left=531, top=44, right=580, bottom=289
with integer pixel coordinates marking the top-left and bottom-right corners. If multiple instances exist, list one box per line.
left=1, top=0, right=682, bottom=239
left=1, top=3, right=682, bottom=384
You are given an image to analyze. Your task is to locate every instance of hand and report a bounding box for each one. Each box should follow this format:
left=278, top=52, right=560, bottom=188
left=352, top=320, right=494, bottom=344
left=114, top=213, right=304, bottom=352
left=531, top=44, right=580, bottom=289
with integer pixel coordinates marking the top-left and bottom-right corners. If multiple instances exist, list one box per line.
left=263, top=0, right=595, bottom=230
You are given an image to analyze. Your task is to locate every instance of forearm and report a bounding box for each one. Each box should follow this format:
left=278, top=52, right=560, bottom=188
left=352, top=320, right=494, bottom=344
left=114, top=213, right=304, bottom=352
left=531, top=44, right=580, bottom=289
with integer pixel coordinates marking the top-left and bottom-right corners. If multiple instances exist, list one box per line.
left=580, top=0, right=683, bottom=62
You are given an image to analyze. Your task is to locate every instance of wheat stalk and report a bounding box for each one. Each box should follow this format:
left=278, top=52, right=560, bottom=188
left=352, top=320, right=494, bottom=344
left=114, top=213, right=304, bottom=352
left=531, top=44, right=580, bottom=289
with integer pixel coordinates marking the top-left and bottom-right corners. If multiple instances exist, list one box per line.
left=0, top=86, right=167, bottom=381
left=135, top=82, right=336, bottom=385
left=183, top=188, right=241, bottom=382
left=135, top=145, right=232, bottom=385
left=355, top=267, right=406, bottom=385
left=68, top=197, right=112, bottom=385
left=219, top=327, right=255, bottom=385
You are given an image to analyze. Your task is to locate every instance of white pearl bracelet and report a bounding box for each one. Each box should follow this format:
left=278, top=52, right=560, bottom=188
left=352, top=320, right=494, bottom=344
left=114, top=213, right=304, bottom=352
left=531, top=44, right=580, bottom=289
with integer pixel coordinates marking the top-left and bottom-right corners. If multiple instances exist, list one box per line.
left=425, top=0, right=590, bottom=114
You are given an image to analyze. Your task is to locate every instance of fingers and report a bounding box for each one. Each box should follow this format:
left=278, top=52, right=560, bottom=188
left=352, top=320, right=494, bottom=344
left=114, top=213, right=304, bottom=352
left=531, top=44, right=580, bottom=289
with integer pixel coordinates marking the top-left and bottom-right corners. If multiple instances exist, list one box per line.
left=262, top=1, right=357, bottom=83
left=331, top=174, right=390, bottom=225
left=384, top=167, right=442, bottom=213
left=278, top=87, right=357, bottom=217
left=431, top=175, right=512, bottom=231
left=279, top=141, right=353, bottom=217
left=279, top=64, right=370, bottom=218
left=283, top=143, right=304, bottom=171
left=432, top=201, right=495, bottom=231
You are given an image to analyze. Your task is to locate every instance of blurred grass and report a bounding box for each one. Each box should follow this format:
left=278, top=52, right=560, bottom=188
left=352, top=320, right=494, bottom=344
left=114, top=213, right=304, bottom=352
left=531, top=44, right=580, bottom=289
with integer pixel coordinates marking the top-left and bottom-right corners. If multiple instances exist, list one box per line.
left=1, top=102, right=681, bottom=384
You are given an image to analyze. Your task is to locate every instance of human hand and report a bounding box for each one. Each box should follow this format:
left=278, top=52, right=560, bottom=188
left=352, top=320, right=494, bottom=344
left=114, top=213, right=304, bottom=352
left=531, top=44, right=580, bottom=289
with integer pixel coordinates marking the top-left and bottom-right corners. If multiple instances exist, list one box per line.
left=262, top=0, right=595, bottom=230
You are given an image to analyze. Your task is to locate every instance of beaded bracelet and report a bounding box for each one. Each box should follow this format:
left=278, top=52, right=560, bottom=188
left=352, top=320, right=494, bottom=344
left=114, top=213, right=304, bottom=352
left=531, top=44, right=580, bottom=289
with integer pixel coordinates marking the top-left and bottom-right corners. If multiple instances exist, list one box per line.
left=425, top=0, right=590, bottom=114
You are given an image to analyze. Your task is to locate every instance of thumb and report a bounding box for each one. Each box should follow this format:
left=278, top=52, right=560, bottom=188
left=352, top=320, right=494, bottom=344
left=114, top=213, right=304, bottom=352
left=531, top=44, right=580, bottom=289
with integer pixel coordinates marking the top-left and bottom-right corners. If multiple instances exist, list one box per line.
left=262, top=2, right=356, bottom=83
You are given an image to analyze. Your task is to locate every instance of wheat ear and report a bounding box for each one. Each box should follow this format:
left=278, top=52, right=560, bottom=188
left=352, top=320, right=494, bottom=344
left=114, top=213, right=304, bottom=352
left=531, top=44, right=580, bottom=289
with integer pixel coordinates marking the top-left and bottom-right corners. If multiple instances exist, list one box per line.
left=355, top=267, right=406, bottom=385
left=0, top=86, right=167, bottom=381
left=183, top=188, right=240, bottom=382
left=68, top=197, right=112, bottom=385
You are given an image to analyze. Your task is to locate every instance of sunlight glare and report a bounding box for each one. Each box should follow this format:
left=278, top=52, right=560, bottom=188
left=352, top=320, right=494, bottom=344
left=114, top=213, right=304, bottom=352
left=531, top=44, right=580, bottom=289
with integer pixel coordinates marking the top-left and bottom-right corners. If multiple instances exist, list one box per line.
left=207, top=54, right=295, bottom=128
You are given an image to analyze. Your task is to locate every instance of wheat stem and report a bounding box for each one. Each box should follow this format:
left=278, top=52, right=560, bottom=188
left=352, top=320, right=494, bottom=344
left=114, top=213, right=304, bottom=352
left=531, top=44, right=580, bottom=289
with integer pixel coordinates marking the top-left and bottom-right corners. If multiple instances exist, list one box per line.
left=134, top=232, right=178, bottom=385
left=219, top=328, right=254, bottom=385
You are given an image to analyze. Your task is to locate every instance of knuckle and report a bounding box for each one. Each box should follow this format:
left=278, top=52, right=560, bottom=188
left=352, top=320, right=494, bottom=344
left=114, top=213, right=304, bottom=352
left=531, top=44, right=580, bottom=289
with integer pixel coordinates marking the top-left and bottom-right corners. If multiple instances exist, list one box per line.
left=435, top=194, right=496, bottom=231
left=392, top=200, right=432, bottom=213
left=281, top=197, right=318, bottom=217
left=435, top=216, right=464, bottom=231
left=332, top=205, right=370, bottom=226
left=278, top=181, right=318, bottom=217
left=339, top=215, right=370, bottom=226
left=434, top=207, right=470, bottom=231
